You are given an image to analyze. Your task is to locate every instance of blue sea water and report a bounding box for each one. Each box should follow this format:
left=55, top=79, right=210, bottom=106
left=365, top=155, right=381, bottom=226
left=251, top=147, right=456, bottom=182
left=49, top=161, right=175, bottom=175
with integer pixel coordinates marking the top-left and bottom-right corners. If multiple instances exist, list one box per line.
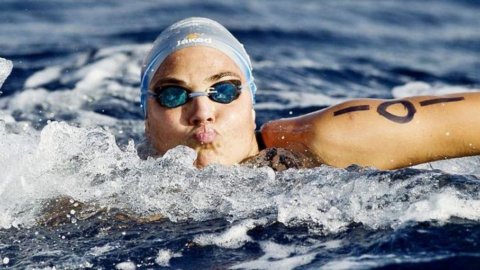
left=1, top=0, right=480, bottom=269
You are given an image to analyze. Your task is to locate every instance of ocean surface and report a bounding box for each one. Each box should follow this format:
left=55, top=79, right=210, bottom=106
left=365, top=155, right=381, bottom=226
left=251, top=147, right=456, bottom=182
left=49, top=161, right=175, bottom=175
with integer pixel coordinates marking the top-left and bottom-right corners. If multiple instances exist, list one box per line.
left=1, top=0, right=480, bottom=269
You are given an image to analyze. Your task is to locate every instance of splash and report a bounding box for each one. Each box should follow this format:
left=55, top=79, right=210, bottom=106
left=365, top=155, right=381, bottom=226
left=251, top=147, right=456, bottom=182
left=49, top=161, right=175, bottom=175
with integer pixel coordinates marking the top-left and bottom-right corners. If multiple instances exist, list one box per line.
left=1, top=120, right=480, bottom=232
left=0, top=57, right=13, bottom=90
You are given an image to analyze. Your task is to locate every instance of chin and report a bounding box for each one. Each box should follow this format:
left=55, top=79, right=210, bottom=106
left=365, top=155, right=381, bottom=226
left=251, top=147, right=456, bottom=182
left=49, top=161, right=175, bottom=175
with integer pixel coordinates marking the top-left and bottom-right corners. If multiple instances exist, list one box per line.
left=194, top=152, right=231, bottom=168
left=194, top=156, right=215, bottom=168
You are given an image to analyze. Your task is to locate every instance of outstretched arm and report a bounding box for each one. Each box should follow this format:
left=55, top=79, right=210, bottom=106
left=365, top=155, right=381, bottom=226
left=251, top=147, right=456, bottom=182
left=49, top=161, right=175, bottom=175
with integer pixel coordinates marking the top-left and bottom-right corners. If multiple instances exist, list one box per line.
left=260, top=92, right=480, bottom=170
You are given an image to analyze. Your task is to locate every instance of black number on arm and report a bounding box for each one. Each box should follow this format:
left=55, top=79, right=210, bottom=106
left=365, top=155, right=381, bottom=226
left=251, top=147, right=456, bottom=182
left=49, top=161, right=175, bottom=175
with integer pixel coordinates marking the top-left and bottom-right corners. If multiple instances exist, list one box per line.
left=333, top=96, right=465, bottom=124
left=376, top=100, right=416, bottom=123
left=419, top=97, right=465, bottom=106
left=333, top=105, right=370, bottom=116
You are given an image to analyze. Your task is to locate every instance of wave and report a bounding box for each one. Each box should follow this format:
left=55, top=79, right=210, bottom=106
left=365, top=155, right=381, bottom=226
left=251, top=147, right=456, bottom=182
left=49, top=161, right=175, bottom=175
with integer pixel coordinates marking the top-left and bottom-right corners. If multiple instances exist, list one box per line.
left=1, top=119, right=479, bottom=233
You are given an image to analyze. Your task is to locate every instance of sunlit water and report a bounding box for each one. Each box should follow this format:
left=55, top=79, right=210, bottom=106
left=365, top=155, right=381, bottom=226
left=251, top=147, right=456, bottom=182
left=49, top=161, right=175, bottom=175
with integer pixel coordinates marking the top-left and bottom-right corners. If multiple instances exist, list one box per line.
left=1, top=0, right=480, bottom=269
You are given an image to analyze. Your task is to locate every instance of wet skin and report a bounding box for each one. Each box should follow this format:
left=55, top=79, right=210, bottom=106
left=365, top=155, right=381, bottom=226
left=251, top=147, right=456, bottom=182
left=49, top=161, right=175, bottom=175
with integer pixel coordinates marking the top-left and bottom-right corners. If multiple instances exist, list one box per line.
left=144, top=47, right=480, bottom=170
left=145, top=46, right=259, bottom=167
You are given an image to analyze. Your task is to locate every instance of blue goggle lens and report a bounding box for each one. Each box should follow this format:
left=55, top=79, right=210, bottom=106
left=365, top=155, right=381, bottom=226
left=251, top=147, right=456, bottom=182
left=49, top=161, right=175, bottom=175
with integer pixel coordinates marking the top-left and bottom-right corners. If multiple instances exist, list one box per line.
left=158, top=87, right=188, bottom=108
left=209, top=82, right=239, bottom=104
left=151, top=81, right=242, bottom=108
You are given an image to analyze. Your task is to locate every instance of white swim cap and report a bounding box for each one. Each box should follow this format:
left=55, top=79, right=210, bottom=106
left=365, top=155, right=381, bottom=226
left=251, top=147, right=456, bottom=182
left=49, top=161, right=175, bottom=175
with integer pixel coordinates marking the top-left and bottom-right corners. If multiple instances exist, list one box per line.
left=140, top=17, right=256, bottom=116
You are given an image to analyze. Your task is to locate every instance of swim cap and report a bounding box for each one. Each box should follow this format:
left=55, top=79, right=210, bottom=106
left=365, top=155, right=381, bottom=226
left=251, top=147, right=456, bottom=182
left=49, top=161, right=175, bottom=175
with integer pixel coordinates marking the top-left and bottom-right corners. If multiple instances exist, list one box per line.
left=140, top=17, right=256, bottom=116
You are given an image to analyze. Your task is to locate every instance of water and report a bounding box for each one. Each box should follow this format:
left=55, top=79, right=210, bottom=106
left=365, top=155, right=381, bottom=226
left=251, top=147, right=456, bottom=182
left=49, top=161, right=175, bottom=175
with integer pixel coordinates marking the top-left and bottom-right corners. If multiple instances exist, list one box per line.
left=1, top=0, right=480, bottom=268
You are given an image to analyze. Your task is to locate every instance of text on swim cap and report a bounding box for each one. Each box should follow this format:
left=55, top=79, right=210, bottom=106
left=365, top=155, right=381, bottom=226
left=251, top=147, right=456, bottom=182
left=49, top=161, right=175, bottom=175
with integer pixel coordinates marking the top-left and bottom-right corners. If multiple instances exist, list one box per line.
left=177, top=33, right=212, bottom=46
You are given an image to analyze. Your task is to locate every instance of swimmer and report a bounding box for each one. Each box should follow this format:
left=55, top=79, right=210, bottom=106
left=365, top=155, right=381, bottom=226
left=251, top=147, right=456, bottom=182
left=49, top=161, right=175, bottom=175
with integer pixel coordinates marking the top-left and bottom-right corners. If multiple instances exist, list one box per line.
left=139, top=17, right=480, bottom=170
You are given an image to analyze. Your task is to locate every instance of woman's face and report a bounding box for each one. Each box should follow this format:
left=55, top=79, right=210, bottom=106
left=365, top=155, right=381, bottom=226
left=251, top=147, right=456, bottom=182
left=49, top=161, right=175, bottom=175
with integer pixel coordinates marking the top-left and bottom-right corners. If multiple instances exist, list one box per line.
left=145, top=46, right=259, bottom=167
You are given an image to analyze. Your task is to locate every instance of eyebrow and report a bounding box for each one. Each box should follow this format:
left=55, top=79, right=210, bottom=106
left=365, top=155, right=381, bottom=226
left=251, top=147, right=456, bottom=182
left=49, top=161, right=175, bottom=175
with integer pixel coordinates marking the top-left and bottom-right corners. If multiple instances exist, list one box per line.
left=206, top=72, right=241, bottom=82
left=153, top=77, right=186, bottom=87
left=152, top=71, right=241, bottom=89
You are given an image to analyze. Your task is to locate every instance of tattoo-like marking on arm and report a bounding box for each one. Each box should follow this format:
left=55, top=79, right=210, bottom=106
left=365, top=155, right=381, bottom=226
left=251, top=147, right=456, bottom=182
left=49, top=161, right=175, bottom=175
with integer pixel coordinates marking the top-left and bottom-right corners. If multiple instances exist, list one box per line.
left=331, top=97, right=461, bottom=124
left=333, top=105, right=370, bottom=116
left=376, top=100, right=416, bottom=123
left=419, top=96, right=465, bottom=106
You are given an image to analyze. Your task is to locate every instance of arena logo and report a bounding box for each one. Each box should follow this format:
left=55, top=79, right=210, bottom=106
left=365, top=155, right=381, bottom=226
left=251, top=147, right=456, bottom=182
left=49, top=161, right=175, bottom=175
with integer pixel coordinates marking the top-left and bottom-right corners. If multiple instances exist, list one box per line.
left=177, top=33, right=212, bottom=46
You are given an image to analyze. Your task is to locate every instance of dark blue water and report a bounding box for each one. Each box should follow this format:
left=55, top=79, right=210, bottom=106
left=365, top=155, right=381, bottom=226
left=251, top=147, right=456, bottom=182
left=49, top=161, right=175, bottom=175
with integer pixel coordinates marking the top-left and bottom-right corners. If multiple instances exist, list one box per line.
left=1, top=0, right=480, bottom=269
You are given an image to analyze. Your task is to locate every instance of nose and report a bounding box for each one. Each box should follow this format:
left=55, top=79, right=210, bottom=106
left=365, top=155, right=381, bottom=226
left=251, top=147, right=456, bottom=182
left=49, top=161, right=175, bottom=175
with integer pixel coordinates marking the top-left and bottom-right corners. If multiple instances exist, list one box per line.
left=188, top=96, right=215, bottom=126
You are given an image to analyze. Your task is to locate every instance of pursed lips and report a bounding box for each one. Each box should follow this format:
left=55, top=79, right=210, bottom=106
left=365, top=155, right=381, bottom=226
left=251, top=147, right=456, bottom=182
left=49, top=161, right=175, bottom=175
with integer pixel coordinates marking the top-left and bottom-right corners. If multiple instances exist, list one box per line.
left=192, top=125, right=217, bottom=144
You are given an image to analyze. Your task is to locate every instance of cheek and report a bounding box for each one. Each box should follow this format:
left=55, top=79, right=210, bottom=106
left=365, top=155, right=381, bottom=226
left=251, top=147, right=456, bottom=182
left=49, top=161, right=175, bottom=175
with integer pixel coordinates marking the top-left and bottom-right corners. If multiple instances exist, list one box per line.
left=147, top=105, right=184, bottom=135
left=224, top=94, right=255, bottom=131
left=220, top=105, right=255, bottom=134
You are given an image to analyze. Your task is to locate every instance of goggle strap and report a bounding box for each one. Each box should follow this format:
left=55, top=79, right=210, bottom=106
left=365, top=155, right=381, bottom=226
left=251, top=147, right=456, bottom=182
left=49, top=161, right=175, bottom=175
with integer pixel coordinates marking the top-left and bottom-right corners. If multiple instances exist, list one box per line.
left=188, top=92, right=212, bottom=98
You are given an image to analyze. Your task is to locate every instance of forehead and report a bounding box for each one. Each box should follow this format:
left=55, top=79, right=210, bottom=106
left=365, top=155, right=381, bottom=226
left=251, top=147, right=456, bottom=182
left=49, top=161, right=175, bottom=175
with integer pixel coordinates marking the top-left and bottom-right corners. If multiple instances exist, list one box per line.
left=152, top=46, right=245, bottom=84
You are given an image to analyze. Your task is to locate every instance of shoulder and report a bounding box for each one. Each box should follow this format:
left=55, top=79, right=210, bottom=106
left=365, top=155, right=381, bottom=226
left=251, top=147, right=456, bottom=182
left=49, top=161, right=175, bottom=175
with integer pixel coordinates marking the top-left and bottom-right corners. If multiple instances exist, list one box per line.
left=242, top=147, right=322, bottom=171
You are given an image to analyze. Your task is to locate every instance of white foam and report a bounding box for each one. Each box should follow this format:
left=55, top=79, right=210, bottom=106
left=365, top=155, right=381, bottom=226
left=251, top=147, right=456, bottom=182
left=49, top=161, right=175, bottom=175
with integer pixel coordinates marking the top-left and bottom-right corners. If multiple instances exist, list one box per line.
left=230, top=241, right=319, bottom=270
left=2, top=124, right=480, bottom=235
left=323, top=239, right=343, bottom=249
left=400, top=190, right=480, bottom=223
left=256, top=81, right=480, bottom=111
left=0, top=110, right=15, bottom=123
left=275, top=166, right=480, bottom=234
left=24, top=66, right=62, bottom=88
left=89, top=244, right=118, bottom=257
left=0, top=57, right=13, bottom=90
left=0, top=121, right=134, bottom=228
left=322, top=253, right=452, bottom=270
left=155, top=249, right=182, bottom=267
left=115, top=261, right=136, bottom=270
left=1, top=120, right=480, bottom=231
left=322, top=254, right=394, bottom=270
left=255, top=89, right=347, bottom=110
left=0, top=44, right=145, bottom=143
left=0, top=120, right=278, bottom=228
left=194, top=219, right=268, bottom=248
left=392, top=81, right=478, bottom=98
left=414, top=156, right=480, bottom=175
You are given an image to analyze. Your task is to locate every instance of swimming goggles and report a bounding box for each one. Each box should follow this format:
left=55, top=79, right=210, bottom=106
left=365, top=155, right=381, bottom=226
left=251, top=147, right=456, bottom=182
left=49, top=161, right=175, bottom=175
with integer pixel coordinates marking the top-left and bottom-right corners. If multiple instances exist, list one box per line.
left=148, top=81, right=242, bottom=108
